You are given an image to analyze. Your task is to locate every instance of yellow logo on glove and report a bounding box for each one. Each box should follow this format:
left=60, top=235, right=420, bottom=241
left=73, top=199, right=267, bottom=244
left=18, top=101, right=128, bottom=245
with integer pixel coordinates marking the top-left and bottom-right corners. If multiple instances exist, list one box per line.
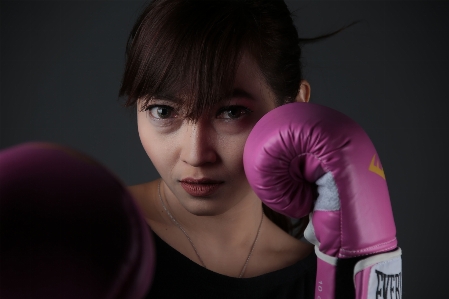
left=369, top=154, right=385, bottom=179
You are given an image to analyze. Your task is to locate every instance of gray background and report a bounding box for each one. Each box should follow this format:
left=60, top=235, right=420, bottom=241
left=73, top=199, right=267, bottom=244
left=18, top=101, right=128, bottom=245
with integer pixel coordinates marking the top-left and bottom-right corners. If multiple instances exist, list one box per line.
left=1, top=0, right=447, bottom=297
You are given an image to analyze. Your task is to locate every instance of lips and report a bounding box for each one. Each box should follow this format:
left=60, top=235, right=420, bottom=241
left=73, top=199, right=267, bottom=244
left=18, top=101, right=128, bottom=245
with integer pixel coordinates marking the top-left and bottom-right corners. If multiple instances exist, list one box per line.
left=179, top=178, right=223, bottom=197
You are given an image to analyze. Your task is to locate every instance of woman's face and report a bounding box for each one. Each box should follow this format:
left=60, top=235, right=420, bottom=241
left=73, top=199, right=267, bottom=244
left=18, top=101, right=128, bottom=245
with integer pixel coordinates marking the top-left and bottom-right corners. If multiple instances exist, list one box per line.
left=137, top=54, right=278, bottom=216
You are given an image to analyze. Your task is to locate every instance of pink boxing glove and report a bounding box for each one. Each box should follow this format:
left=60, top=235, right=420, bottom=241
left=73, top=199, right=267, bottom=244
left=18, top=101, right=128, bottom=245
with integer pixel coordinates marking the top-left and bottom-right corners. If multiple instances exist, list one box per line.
left=0, top=143, right=155, bottom=299
left=243, top=103, right=402, bottom=299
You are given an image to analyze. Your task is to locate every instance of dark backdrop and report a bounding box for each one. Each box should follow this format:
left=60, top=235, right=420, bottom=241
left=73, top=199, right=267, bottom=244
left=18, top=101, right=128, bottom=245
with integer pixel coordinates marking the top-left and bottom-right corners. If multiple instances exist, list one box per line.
left=1, top=1, right=447, bottom=297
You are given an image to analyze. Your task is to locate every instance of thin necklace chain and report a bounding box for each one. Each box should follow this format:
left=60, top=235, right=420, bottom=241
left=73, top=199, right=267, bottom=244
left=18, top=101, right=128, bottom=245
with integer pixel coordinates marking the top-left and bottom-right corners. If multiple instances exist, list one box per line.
left=157, top=180, right=264, bottom=278
left=158, top=181, right=206, bottom=267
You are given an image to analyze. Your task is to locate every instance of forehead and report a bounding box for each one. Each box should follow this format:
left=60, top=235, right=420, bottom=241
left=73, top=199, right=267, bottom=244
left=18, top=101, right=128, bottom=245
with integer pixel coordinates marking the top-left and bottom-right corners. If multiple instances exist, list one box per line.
left=232, top=53, right=276, bottom=108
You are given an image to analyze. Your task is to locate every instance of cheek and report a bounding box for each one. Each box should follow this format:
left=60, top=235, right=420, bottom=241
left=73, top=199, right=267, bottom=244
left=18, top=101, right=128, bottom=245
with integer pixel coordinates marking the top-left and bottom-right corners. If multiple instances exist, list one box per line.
left=137, top=115, right=152, bottom=154
left=217, top=131, right=250, bottom=174
left=138, top=114, right=173, bottom=171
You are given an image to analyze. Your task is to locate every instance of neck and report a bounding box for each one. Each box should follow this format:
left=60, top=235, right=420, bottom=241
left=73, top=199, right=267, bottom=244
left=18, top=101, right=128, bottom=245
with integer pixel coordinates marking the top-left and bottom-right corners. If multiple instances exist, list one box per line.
left=160, top=179, right=263, bottom=246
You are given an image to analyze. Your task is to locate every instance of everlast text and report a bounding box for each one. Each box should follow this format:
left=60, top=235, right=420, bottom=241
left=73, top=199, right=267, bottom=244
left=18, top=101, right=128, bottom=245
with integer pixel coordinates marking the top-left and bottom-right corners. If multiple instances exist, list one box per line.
left=375, top=270, right=402, bottom=299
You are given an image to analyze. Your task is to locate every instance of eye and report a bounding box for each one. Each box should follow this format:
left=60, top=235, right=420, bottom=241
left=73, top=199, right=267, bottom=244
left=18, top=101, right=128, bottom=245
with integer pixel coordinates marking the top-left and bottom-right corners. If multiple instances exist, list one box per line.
left=216, top=106, right=252, bottom=120
left=145, top=105, right=177, bottom=119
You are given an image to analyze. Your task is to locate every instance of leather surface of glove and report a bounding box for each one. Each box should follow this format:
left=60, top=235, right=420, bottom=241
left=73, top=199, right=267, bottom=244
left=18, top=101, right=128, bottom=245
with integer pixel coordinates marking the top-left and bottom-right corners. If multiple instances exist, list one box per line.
left=0, top=143, right=156, bottom=299
left=243, top=103, right=401, bottom=299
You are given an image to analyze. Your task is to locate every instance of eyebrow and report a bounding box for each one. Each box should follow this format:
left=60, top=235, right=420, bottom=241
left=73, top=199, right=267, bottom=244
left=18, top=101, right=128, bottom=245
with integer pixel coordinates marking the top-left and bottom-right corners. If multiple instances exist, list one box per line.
left=150, top=94, right=183, bottom=103
left=153, top=89, right=255, bottom=102
left=232, top=88, right=255, bottom=101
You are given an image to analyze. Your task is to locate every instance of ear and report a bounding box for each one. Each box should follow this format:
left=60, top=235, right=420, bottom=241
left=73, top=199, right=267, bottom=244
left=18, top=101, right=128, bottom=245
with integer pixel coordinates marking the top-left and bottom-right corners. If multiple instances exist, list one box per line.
left=295, top=80, right=311, bottom=103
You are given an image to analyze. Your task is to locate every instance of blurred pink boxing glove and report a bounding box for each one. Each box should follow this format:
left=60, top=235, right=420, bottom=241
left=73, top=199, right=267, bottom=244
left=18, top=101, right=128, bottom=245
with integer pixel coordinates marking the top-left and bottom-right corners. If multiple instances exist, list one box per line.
left=244, top=103, right=402, bottom=299
left=0, top=143, right=155, bottom=299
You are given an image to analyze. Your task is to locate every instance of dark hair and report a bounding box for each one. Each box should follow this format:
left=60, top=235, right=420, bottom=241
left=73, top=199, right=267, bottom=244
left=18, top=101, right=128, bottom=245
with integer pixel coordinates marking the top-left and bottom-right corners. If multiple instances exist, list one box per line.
left=119, top=0, right=303, bottom=117
left=119, top=0, right=351, bottom=237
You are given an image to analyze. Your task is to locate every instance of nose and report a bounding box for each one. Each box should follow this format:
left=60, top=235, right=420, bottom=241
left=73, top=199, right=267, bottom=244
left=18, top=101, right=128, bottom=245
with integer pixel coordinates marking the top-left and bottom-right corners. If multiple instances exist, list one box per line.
left=180, top=119, right=218, bottom=167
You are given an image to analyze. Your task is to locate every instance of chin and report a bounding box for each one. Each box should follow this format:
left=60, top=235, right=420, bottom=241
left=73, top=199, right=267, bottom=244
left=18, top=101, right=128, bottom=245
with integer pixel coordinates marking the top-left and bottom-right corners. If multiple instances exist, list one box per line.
left=190, top=210, right=221, bottom=217
left=181, top=198, right=230, bottom=217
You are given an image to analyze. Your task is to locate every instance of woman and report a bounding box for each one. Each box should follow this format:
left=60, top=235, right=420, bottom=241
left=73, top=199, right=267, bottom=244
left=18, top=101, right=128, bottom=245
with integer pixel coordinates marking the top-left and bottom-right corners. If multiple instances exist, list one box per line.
left=120, top=0, right=316, bottom=297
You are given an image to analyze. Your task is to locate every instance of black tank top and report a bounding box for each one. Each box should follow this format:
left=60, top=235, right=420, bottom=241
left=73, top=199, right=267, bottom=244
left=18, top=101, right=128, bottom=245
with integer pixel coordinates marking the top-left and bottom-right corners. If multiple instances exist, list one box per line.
left=145, top=232, right=316, bottom=298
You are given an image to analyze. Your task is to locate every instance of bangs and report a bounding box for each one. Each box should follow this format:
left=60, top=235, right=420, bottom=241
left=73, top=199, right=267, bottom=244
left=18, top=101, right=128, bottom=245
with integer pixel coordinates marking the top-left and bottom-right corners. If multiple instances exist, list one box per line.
left=120, top=0, right=255, bottom=121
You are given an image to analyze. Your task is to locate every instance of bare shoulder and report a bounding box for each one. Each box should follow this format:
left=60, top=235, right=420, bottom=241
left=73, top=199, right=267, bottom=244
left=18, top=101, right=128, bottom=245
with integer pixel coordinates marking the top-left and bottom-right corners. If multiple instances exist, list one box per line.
left=127, top=179, right=162, bottom=224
